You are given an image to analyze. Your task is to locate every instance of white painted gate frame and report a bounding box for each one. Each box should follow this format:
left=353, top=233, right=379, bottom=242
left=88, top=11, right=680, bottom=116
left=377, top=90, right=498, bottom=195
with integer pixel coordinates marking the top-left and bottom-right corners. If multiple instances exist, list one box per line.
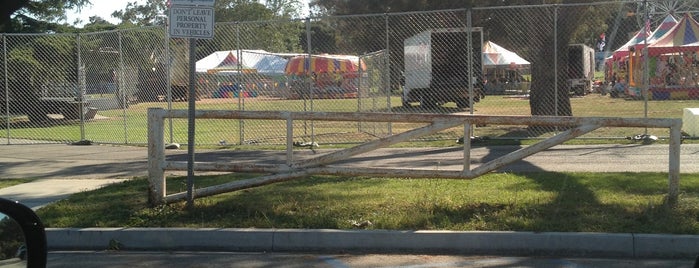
left=147, top=108, right=682, bottom=206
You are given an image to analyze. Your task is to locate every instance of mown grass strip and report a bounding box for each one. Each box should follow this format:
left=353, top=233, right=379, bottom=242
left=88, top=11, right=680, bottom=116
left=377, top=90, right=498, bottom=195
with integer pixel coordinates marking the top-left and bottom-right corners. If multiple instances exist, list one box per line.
left=0, top=179, right=32, bottom=189
left=36, top=172, right=699, bottom=234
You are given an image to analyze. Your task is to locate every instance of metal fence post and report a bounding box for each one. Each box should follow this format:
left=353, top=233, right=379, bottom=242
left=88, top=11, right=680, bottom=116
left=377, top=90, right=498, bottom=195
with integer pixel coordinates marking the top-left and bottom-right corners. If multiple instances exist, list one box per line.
left=236, top=22, right=245, bottom=145
left=165, top=23, right=174, bottom=145
left=305, top=17, right=315, bottom=143
left=3, top=34, right=8, bottom=145
left=642, top=0, right=650, bottom=135
left=554, top=5, right=559, bottom=116
left=467, top=10, right=474, bottom=115
left=147, top=108, right=166, bottom=206
left=385, top=13, right=392, bottom=135
left=119, top=30, right=129, bottom=144
left=76, top=34, right=86, bottom=141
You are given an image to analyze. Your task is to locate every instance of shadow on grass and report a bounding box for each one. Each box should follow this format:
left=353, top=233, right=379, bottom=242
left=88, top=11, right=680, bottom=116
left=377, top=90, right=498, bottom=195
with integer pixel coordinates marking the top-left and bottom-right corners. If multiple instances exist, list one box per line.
left=36, top=166, right=699, bottom=233
left=469, top=138, right=692, bottom=234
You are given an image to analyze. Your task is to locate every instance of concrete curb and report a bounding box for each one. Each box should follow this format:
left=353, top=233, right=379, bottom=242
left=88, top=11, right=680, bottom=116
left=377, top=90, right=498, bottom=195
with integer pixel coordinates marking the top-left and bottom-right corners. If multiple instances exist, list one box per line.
left=46, top=228, right=699, bottom=258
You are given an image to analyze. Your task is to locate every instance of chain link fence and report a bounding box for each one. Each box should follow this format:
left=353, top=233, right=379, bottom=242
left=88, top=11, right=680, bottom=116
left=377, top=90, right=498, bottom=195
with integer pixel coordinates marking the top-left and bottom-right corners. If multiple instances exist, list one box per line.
left=2, top=2, right=698, bottom=146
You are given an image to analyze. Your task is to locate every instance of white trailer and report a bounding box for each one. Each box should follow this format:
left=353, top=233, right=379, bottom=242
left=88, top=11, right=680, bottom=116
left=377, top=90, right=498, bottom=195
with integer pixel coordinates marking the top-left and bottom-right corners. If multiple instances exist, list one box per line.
left=403, top=28, right=484, bottom=109
left=567, top=44, right=596, bottom=96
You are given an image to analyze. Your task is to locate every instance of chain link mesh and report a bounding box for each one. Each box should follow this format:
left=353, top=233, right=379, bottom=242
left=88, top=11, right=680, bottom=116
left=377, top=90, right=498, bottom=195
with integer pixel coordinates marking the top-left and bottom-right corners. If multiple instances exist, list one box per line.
left=2, top=3, right=698, bottom=146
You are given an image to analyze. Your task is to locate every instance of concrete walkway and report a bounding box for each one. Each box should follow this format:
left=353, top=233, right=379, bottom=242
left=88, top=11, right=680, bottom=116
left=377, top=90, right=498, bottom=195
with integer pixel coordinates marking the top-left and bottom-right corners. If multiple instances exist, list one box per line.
left=0, top=143, right=150, bottom=209
left=0, top=178, right=126, bottom=210
left=0, top=143, right=150, bottom=180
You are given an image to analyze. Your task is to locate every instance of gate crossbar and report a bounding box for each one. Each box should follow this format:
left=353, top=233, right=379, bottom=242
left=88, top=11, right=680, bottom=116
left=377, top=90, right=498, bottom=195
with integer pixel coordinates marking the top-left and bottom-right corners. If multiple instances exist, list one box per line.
left=147, top=108, right=682, bottom=205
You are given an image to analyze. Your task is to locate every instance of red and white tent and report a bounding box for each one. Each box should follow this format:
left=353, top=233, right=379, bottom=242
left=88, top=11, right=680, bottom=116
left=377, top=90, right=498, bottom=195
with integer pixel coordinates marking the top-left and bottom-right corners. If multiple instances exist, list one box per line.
left=284, top=54, right=365, bottom=76
left=647, top=13, right=699, bottom=56
left=612, top=14, right=677, bottom=60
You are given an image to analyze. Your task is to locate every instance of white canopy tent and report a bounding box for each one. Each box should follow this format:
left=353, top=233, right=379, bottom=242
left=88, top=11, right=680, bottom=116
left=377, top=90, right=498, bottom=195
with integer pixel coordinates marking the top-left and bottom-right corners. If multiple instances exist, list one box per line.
left=196, top=50, right=289, bottom=75
left=482, top=41, right=530, bottom=69
left=482, top=41, right=531, bottom=94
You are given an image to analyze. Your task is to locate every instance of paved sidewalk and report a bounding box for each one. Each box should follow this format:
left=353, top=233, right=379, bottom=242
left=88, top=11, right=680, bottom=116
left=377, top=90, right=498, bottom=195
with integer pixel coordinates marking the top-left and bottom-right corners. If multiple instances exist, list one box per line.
left=0, top=178, right=127, bottom=210
left=0, top=144, right=147, bottom=209
left=0, top=144, right=150, bottom=180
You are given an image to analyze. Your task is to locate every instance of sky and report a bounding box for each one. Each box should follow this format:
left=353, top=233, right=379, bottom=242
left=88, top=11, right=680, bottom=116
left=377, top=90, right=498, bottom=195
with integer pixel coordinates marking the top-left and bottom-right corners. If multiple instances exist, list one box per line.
left=66, top=0, right=310, bottom=27
left=66, top=1, right=144, bottom=27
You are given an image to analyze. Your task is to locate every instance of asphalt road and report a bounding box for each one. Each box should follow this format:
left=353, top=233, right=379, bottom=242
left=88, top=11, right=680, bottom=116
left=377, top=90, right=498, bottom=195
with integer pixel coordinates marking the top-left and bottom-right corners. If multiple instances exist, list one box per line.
left=1, top=143, right=696, bottom=181
left=47, top=251, right=697, bottom=268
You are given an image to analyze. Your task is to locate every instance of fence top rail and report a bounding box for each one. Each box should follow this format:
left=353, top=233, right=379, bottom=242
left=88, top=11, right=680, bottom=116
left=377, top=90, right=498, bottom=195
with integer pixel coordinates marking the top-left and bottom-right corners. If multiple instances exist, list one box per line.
left=148, top=108, right=682, bottom=129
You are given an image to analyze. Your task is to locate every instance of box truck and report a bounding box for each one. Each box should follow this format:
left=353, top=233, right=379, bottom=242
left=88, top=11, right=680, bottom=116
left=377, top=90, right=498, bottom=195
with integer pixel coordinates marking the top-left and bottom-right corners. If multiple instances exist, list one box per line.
left=567, top=44, right=595, bottom=96
left=403, top=28, right=484, bottom=109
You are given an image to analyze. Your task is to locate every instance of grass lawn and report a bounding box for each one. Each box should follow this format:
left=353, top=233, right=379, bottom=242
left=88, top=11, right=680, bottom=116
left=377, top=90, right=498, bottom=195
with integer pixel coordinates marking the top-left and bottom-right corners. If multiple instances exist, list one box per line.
left=36, top=172, right=699, bottom=234
left=0, top=179, right=31, bottom=189
left=3, top=94, right=698, bottom=145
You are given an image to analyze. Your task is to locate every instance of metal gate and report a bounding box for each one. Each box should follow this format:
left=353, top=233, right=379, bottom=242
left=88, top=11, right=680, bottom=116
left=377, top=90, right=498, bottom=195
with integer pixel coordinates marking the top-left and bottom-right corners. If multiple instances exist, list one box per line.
left=147, top=108, right=683, bottom=206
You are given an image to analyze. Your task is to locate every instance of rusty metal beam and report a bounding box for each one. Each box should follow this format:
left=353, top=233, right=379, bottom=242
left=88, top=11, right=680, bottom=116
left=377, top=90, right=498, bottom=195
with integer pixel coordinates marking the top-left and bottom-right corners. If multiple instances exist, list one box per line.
left=147, top=108, right=683, bottom=206
left=162, top=109, right=678, bottom=128
left=166, top=161, right=289, bottom=173
left=164, top=170, right=311, bottom=203
left=294, top=120, right=461, bottom=169
left=469, top=123, right=601, bottom=177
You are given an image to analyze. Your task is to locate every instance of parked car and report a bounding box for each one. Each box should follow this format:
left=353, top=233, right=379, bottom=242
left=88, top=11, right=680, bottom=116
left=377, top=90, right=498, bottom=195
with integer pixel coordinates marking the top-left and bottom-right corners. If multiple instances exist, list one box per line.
left=0, top=198, right=47, bottom=267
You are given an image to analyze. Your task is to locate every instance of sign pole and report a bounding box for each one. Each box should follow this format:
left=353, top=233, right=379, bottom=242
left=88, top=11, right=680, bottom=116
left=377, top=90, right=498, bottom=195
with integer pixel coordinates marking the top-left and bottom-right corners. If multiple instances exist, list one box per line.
left=186, top=37, right=196, bottom=208
left=169, top=0, right=215, bottom=208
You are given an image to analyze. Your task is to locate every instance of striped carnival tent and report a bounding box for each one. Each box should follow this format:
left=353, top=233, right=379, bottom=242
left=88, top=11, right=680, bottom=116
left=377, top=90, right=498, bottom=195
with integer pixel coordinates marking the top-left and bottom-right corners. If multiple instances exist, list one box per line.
left=612, top=28, right=650, bottom=61
left=648, top=13, right=699, bottom=55
left=612, top=14, right=677, bottom=60
left=649, top=14, right=679, bottom=43
left=624, top=13, right=699, bottom=100
left=284, top=54, right=365, bottom=76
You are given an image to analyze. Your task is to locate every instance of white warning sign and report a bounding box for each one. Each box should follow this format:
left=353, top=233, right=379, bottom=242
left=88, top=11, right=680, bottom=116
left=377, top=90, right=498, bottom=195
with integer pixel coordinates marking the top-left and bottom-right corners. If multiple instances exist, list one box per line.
left=169, top=6, right=215, bottom=39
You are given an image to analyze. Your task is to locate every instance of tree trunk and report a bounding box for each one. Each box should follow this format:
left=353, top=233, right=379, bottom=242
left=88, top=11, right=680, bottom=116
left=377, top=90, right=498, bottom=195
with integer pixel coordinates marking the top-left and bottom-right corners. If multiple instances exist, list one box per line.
left=529, top=6, right=584, bottom=118
left=525, top=6, right=584, bottom=134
